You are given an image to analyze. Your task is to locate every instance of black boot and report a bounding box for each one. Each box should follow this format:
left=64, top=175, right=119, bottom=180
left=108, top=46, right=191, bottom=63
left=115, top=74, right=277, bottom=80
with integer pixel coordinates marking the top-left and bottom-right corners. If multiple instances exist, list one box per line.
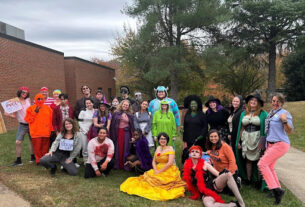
left=273, top=188, right=285, bottom=205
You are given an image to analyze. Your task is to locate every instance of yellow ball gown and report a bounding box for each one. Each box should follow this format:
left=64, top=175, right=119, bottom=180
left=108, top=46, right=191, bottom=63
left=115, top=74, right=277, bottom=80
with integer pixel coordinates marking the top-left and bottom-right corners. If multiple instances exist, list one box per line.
left=120, top=151, right=186, bottom=201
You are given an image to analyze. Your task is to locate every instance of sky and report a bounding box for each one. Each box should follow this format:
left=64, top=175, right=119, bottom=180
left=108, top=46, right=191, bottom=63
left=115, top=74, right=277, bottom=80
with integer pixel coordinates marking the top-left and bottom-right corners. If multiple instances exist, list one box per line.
left=0, top=0, right=137, bottom=61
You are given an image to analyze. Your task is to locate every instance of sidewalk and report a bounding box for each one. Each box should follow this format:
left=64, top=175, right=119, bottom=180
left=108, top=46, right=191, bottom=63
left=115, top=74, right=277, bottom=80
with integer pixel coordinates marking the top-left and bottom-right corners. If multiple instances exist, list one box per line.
left=0, top=182, right=30, bottom=207
left=276, top=146, right=305, bottom=204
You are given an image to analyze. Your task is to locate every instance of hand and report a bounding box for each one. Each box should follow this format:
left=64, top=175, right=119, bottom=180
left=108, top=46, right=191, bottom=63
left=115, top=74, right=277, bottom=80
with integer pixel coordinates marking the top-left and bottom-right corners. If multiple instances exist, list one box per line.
left=130, top=138, right=136, bottom=143
left=280, top=112, right=288, bottom=122
left=65, top=158, right=72, bottom=164
left=172, top=137, right=176, bottom=141
left=95, top=170, right=102, bottom=176
left=101, top=162, right=108, bottom=171
left=46, top=152, right=53, bottom=156
left=34, top=106, right=40, bottom=113
left=154, top=169, right=160, bottom=175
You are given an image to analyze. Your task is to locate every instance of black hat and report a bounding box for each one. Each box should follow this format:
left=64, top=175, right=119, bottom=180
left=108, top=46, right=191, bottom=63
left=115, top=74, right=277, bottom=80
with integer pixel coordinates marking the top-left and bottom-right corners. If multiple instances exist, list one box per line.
left=205, top=96, right=221, bottom=107
left=98, top=101, right=111, bottom=108
left=120, top=86, right=130, bottom=95
left=245, top=93, right=264, bottom=107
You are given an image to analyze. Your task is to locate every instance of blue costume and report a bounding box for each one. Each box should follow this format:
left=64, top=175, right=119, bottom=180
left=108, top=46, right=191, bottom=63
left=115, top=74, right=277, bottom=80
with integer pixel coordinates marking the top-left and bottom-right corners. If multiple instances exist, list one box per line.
left=148, top=86, right=180, bottom=127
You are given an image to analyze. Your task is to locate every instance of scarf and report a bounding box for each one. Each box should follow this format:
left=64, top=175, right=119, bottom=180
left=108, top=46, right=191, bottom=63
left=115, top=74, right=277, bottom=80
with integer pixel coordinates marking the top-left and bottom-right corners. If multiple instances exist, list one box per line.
left=265, top=108, right=281, bottom=135
left=183, top=158, right=224, bottom=203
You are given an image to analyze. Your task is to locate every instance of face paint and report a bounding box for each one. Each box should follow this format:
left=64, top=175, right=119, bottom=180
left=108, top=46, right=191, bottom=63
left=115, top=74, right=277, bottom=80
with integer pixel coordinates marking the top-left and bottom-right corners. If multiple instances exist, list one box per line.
left=190, top=100, right=198, bottom=111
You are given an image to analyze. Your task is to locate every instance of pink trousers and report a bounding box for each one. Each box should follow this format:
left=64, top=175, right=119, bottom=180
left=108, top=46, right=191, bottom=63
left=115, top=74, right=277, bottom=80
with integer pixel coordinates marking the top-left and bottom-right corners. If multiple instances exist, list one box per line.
left=258, top=142, right=290, bottom=189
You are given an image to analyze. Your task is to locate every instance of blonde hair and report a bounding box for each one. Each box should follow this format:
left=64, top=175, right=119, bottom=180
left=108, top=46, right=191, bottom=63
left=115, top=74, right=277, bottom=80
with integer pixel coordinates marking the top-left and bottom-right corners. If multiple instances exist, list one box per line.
left=115, top=100, right=133, bottom=114
left=245, top=100, right=262, bottom=116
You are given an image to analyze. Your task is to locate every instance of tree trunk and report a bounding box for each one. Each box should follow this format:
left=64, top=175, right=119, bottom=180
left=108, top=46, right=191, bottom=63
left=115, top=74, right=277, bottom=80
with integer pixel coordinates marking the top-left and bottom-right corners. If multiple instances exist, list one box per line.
left=267, top=42, right=276, bottom=100
left=170, top=68, right=178, bottom=100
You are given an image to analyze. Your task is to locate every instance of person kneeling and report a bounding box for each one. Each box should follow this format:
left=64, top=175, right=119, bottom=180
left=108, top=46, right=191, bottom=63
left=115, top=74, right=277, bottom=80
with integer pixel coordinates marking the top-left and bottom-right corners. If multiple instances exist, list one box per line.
left=183, top=146, right=245, bottom=207
left=39, top=118, right=81, bottom=176
left=84, top=127, right=114, bottom=178
left=124, top=129, right=152, bottom=173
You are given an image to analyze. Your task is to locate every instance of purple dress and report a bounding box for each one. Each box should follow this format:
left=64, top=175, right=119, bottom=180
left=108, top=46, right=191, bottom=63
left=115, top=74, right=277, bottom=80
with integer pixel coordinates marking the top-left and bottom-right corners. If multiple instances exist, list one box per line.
left=110, top=112, right=134, bottom=170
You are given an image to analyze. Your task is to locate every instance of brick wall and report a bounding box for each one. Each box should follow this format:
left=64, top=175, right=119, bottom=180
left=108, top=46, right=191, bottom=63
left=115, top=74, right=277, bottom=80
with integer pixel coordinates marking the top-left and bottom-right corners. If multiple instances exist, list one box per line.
left=0, top=34, right=115, bottom=131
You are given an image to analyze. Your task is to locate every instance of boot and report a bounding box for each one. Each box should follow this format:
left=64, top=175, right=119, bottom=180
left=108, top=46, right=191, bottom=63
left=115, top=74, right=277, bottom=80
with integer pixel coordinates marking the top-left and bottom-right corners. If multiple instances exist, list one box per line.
left=273, top=188, right=285, bottom=205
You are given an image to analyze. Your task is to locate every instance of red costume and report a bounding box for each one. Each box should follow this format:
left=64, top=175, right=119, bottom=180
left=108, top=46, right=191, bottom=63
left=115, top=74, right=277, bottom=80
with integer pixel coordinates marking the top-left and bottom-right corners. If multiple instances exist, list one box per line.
left=25, top=94, right=53, bottom=163
left=182, top=146, right=224, bottom=203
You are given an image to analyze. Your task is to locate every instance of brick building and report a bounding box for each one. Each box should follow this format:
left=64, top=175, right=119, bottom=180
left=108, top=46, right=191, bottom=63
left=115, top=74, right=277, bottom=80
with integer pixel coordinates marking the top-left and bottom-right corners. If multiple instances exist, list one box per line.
left=0, top=33, right=116, bottom=130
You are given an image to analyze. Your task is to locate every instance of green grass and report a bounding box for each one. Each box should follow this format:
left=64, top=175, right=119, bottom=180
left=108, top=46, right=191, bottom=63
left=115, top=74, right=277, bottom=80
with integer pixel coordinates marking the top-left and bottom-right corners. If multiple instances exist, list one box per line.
left=0, top=129, right=304, bottom=207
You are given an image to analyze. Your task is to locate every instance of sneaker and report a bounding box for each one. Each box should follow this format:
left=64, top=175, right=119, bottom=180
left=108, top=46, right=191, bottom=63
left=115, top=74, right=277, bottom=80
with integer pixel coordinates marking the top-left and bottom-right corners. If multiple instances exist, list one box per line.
left=75, top=163, right=80, bottom=168
left=60, top=165, right=64, bottom=170
left=11, top=160, right=23, bottom=166
left=50, top=165, right=57, bottom=176
left=29, top=157, right=36, bottom=163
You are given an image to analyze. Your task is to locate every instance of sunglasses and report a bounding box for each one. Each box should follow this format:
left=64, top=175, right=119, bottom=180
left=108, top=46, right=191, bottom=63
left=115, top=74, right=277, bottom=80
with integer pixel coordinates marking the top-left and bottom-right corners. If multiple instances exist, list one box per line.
left=21, top=91, right=28, bottom=94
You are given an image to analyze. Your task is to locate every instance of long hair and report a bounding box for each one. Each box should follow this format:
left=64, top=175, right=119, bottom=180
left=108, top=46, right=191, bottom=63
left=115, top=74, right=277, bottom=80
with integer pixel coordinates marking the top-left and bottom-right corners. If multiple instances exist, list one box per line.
left=245, top=101, right=262, bottom=116
left=61, top=118, right=78, bottom=136
left=17, top=90, right=30, bottom=99
left=98, top=104, right=110, bottom=119
left=206, top=129, right=222, bottom=150
left=115, top=99, right=133, bottom=114
left=184, top=95, right=203, bottom=112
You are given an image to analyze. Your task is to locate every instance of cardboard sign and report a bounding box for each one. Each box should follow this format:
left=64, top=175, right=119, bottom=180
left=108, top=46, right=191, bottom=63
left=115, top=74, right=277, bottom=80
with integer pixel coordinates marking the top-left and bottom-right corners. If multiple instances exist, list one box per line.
left=1, top=98, right=22, bottom=114
left=59, top=139, right=74, bottom=151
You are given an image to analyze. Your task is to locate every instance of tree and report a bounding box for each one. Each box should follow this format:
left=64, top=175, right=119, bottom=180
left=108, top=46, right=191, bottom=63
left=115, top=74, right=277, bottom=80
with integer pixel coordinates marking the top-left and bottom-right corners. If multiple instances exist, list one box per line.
left=223, top=0, right=305, bottom=98
left=283, top=37, right=305, bottom=101
left=124, top=0, right=229, bottom=99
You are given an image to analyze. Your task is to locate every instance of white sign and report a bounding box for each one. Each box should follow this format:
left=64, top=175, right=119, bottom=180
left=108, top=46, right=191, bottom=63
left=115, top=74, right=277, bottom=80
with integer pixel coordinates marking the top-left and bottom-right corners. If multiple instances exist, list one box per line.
left=59, top=139, right=74, bottom=151
left=1, top=98, right=22, bottom=114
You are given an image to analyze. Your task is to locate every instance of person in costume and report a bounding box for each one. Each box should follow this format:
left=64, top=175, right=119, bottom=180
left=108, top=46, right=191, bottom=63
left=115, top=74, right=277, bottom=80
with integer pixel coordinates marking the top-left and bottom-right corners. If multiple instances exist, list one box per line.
left=132, top=91, right=143, bottom=113
left=227, top=96, right=244, bottom=154
left=78, top=98, right=95, bottom=164
left=152, top=100, right=177, bottom=147
left=120, top=132, right=185, bottom=201
left=110, top=97, right=119, bottom=114
left=235, top=93, right=267, bottom=188
left=39, top=118, right=81, bottom=176
left=258, top=93, right=293, bottom=205
left=117, top=86, right=135, bottom=105
left=50, top=89, right=62, bottom=110
left=133, top=100, right=153, bottom=148
left=182, top=95, right=208, bottom=164
left=148, top=86, right=180, bottom=127
left=110, top=100, right=134, bottom=170
left=74, top=85, right=97, bottom=120
left=24, top=93, right=53, bottom=164
left=94, top=87, right=107, bottom=108
left=205, top=96, right=230, bottom=144
left=183, top=146, right=245, bottom=207
left=39, top=87, right=55, bottom=106
left=4, top=86, right=35, bottom=165
left=85, top=127, right=115, bottom=178
left=124, top=129, right=152, bottom=173
left=206, top=130, right=241, bottom=192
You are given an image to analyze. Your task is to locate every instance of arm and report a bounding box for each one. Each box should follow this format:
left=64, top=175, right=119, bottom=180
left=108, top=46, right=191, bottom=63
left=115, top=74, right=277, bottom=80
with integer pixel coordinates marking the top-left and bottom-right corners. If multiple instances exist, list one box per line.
left=50, top=133, right=62, bottom=153
left=68, top=133, right=82, bottom=160
left=152, top=112, right=158, bottom=137
left=144, top=113, right=153, bottom=133
left=224, top=144, right=237, bottom=173
left=101, top=140, right=114, bottom=170
left=93, top=117, right=100, bottom=128
left=24, top=106, right=37, bottom=124
left=106, top=118, right=111, bottom=132
left=281, top=112, right=293, bottom=134
left=87, top=140, right=98, bottom=171
left=157, top=153, right=174, bottom=174
left=133, top=113, right=140, bottom=130
left=203, top=162, right=219, bottom=177
left=4, top=111, right=17, bottom=118
left=171, top=100, right=181, bottom=127
left=170, top=112, right=178, bottom=137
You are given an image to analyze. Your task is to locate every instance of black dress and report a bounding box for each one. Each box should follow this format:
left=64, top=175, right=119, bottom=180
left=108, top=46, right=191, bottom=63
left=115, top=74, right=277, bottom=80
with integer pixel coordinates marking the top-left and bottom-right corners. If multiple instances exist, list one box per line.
left=206, top=108, right=230, bottom=143
left=229, top=107, right=244, bottom=154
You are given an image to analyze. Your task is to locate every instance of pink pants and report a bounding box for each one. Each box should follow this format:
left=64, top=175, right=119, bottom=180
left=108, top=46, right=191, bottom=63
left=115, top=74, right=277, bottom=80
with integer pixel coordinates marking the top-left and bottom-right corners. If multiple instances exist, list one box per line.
left=258, top=142, right=290, bottom=189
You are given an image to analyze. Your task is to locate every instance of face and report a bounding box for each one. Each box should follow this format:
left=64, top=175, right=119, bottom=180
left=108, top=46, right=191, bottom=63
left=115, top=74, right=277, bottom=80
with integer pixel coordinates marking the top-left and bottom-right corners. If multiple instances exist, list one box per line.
left=65, top=121, right=73, bottom=131
left=21, top=90, right=28, bottom=98
left=135, top=93, right=142, bottom=102
left=271, top=96, right=283, bottom=110
left=96, top=93, right=103, bottom=100
left=122, top=101, right=130, bottom=111
left=134, top=131, right=141, bottom=140
left=190, top=149, right=201, bottom=159
left=157, top=91, right=165, bottom=99
left=209, top=132, right=219, bottom=145
left=40, top=90, right=49, bottom=99
left=99, top=104, right=106, bottom=111
left=60, top=97, right=68, bottom=106
left=85, top=100, right=93, bottom=109
left=209, top=101, right=217, bottom=110
left=161, top=104, right=168, bottom=111
left=190, top=100, right=198, bottom=111
left=232, top=97, right=241, bottom=109
left=158, top=135, right=167, bottom=146
left=141, top=101, right=148, bottom=111
left=53, top=93, right=60, bottom=99
left=97, top=129, right=107, bottom=142
left=82, top=86, right=90, bottom=95
left=36, top=96, right=45, bottom=106
left=112, top=98, right=119, bottom=107
left=249, top=98, right=258, bottom=109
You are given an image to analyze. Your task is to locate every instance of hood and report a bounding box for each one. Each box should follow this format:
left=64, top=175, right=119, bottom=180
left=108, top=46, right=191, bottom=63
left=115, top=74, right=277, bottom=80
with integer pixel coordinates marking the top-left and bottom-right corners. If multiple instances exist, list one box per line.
left=155, top=86, right=168, bottom=98
left=159, top=100, right=170, bottom=113
left=35, top=94, right=45, bottom=107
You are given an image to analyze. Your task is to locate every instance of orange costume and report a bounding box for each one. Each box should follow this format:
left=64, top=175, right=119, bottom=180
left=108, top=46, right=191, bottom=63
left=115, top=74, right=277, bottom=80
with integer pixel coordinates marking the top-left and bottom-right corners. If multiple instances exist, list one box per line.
left=25, top=94, right=53, bottom=164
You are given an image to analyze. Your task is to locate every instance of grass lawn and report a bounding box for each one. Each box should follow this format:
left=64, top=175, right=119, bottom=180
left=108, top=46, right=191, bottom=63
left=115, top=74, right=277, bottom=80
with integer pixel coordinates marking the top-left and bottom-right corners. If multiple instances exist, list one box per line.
left=0, top=101, right=304, bottom=207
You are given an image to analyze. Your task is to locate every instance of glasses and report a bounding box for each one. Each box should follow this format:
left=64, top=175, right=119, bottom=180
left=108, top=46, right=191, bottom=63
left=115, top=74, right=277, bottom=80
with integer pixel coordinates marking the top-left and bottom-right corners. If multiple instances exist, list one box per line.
left=21, top=91, right=28, bottom=94
left=159, top=137, right=167, bottom=140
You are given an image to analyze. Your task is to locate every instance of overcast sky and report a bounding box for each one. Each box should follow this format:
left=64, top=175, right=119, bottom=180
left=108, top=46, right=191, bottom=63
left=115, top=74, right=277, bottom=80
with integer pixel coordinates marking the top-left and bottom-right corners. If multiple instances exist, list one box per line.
left=0, top=0, right=137, bottom=61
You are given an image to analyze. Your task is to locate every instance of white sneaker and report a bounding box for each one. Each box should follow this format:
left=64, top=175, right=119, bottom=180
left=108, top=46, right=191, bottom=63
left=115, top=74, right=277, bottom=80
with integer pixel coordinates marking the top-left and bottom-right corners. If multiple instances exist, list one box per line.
left=60, top=165, right=64, bottom=170
left=75, top=163, right=80, bottom=168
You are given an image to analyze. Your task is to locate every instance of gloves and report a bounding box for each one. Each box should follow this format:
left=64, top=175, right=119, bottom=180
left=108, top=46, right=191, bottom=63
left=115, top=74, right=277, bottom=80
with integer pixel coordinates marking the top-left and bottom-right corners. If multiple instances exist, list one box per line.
left=219, top=169, right=230, bottom=176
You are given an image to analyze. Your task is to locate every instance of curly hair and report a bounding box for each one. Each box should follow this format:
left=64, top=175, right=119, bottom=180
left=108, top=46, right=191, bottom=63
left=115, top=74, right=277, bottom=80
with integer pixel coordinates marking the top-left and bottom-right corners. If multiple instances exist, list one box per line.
left=61, top=118, right=78, bottom=136
left=115, top=99, right=133, bottom=114
left=184, top=95, right=203, bottom=112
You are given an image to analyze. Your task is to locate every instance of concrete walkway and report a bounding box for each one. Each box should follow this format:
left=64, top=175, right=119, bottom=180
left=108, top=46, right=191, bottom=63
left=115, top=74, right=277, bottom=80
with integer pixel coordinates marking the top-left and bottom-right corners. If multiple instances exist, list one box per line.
left=276, top=146, right=305, bottom=204
left=0, top=182, right=30, bottom=207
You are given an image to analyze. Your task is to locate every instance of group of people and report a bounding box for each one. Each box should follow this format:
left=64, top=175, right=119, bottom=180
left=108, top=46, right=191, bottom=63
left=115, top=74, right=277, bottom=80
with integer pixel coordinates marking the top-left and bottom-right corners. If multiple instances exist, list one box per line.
left=4, top=84, right=293, bottom=206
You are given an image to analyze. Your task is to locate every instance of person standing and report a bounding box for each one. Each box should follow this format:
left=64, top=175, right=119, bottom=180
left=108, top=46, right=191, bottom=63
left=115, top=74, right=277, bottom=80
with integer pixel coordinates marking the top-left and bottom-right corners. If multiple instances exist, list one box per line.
left=74, top=85, right=97, bottom=120
left=94, top=87, right=108, bottom=108
left=24, top=94, right=53, bottom=164
left=110, top=100, right=134, bottom=170
left=39, top=87, right=55, bottom=107
left=4, top=86, right=35, bottom=166
left=50, top=89, right=62, bottom=110
left=117, top=86, right=135, bottom=105
left=132, top=92, right=143, bottom=113
left=258, top=93, right=293, bottom=205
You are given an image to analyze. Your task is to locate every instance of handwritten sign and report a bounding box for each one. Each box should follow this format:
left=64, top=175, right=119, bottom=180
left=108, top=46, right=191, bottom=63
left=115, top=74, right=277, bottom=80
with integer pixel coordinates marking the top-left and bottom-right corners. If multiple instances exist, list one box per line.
left=59, top=139, right=74, bottom=151
left=1, top=98, right=22, bottom=114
